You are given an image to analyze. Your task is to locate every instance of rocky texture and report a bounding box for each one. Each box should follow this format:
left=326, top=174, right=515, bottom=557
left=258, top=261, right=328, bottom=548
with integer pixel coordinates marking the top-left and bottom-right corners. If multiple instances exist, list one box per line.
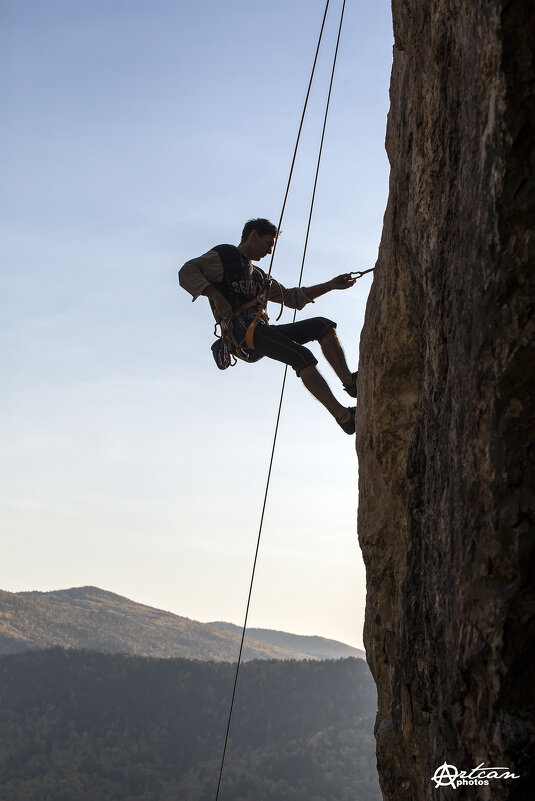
left=356, top=1, right=534, bottom=799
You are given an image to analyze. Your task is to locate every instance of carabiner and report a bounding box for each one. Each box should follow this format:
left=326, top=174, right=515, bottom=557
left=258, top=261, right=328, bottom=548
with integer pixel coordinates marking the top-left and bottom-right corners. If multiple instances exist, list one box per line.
left=350, top=267, right=375, bottom=280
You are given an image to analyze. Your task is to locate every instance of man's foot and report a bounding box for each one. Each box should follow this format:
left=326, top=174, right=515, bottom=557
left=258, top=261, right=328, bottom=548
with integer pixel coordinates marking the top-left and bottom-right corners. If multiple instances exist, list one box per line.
left=336, top=407, right=356, bottom=435
left=343, top=371, right=358, bottom=398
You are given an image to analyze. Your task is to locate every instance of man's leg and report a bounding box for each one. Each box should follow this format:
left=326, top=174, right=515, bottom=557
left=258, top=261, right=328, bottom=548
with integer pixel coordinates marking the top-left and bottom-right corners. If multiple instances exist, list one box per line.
left=272, top=318, right=355, bottom=389
left=318, top=327, right=353, bottom=385
left=251, top=323, right=353, bottom=425
left=299, top=365, right=352, bottom=424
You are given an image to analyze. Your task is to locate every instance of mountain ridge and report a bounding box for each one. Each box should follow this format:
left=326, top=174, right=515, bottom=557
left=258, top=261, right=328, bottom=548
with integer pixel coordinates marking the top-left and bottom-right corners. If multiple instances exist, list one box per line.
left=208, top=620, right=362, bottom=660
left=0, top=586, right=365, bottom=662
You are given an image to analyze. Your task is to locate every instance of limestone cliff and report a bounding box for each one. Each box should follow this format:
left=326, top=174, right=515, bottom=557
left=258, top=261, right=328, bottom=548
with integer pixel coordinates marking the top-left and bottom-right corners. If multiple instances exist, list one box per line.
left=356, top=1, right=534, bottom=799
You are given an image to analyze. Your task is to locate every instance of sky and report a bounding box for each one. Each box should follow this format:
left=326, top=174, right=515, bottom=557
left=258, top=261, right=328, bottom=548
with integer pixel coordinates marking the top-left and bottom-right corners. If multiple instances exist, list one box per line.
left=1, top=0, right=393, bottom=650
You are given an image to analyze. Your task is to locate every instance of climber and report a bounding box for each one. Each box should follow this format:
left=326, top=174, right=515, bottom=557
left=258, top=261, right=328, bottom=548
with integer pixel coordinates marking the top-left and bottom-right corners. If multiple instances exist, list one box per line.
left=178, top=218, right=358, bottom=434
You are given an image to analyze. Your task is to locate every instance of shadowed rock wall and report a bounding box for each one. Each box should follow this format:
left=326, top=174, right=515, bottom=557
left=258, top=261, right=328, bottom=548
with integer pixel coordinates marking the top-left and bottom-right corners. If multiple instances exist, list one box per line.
left=356, top=1, right=534, bottom=799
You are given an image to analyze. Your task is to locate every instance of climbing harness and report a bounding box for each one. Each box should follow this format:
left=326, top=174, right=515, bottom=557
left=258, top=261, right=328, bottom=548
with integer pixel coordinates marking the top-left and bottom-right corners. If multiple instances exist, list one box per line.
left=244, top=274, right=286, bottom=346
left=211, top=275, right=286, bottom=368
left=214, top=1, right=351, bottom=799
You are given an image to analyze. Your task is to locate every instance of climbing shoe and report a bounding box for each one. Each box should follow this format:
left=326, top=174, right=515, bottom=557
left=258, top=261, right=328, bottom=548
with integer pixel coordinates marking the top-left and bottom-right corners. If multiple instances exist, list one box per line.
left=337, top=407, right=356, bottom=435
left=343, top=371, right=358, bottom=398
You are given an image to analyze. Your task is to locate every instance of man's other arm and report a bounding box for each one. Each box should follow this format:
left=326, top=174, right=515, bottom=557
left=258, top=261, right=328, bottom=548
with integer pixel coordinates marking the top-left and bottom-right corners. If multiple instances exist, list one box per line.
left=178, top=251, right=232, bottom=320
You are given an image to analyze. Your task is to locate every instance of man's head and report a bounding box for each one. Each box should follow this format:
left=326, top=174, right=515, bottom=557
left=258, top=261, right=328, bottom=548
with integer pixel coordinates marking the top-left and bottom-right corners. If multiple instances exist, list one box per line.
left=239, top=218, right=278, bottom=261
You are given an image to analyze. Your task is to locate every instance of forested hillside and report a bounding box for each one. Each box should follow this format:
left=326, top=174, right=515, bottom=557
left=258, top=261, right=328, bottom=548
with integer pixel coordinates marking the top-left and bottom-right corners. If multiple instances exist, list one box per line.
left=0, top=587, right=364, bottom=661
left=0, top=649, right=380, bottom=801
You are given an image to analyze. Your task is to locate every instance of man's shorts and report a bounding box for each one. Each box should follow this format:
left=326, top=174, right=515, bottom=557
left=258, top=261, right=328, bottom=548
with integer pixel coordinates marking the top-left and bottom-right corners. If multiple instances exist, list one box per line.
left=244, top=317, right=336, bottom=376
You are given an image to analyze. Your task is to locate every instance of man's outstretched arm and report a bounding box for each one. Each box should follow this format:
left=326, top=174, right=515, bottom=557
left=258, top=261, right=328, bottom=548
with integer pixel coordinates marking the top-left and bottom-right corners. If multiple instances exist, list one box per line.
left=267, top=273, right=356, bottom=310
left=302, top=273, right=356, bottom=301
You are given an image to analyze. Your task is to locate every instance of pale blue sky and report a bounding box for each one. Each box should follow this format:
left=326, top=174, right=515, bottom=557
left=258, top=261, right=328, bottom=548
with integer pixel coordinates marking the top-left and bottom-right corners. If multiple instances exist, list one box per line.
left=2, top=0, right=393, bottom=649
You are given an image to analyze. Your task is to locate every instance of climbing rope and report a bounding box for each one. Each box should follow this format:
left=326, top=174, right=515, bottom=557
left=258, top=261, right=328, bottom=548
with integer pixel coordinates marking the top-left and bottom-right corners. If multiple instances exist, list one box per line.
left=214, top=2, right=348, bottom=799
left=265, top=0, right=332, bottom=280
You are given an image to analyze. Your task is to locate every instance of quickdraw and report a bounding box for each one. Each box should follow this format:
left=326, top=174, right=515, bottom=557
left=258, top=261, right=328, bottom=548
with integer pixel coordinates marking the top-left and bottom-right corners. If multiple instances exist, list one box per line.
left=350, top=267, right=375, bottom=280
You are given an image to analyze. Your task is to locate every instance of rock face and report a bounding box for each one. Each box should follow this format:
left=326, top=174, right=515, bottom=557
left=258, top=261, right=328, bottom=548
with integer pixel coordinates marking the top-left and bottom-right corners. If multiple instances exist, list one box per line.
left=356, top=1, right=534, bottom=799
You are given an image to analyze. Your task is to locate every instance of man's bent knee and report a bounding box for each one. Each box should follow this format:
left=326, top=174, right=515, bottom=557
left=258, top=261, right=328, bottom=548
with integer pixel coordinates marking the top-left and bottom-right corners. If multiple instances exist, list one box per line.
left=317, top=319, right=338, bottom=343
left=295, top=352, right=318, bottom=377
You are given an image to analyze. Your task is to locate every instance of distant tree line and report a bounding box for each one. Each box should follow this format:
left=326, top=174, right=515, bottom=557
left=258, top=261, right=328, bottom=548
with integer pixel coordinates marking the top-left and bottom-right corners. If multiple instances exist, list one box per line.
left=0, top=648, right=381, bottom=801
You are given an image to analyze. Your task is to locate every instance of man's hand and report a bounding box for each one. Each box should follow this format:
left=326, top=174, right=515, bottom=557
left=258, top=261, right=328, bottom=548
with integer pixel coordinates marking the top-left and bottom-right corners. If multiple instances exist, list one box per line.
left=329, top=273, right=357, bottom=290
left=212, top=294, right=233, bottom=321
left=202, top=286, right=233, bottom=321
